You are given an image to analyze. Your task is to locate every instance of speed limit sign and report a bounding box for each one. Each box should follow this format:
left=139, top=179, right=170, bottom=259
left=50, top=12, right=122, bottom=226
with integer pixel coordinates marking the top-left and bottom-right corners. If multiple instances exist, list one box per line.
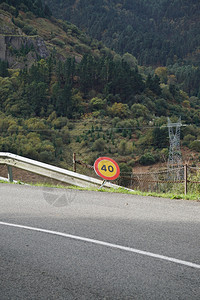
left=94, top=157, right=120, bottom=181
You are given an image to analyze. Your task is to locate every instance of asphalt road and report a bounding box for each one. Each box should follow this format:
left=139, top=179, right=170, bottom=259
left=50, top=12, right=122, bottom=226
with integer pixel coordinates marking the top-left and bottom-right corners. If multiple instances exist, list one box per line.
left=0, top=183, right=200, bottom=299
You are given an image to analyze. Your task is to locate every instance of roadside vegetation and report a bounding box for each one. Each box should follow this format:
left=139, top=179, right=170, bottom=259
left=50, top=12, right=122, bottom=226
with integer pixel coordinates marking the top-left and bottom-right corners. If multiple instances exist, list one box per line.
left=0, top=179, right=199, bottom=201
left=0, top=1, right=200, bottom=190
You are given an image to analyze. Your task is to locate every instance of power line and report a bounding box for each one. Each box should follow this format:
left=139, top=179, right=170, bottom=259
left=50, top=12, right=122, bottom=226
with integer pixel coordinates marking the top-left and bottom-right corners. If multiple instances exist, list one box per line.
left=0, top=123, right=191, bottom=133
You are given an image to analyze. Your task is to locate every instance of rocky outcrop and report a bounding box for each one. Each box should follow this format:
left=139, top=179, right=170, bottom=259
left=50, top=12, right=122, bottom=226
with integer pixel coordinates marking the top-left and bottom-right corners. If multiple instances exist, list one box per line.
left=0, top=35, right=6, bottom=61
left=0, top=34, right=50, bottom=68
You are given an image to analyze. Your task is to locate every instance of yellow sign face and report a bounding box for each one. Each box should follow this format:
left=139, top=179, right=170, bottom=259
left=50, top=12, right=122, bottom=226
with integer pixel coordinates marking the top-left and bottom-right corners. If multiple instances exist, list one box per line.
left=97, top=159, right=117, bottom=178
left=94, top=157, right=120, bottom=180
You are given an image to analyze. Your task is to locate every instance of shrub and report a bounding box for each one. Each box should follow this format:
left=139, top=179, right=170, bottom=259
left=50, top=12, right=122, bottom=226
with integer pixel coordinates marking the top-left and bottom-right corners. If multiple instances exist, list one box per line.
left=118, top=140, right=126, bottom=155
left=61, top=125, right=70, bottom=144
left=92, top=138, right=106, bottom=152
left=108, top=102, right=130, bottom=118
left=40, top=150, right=54, bottom=162
left=89, top=97, right=105, bottom=111
left=74, top=43, right=91, bottom=53
left=131, top=103, right=150, bottom=119
left=87, top=153, right=99, bottom=166
left=127, top=159, right=135, bottom=167
left=118, top=163, right=132, bottom=187
left=139, top=153, right=156, bottom=165
left=182, top=134, right=195, bottom=146
left=119, top=163, right=132, bottom=173
left=22, top=25, right=37, bottom=35
left=118, top=140, right=134, bottom=155
left=0, top=3, right=16, bottom=15
left=13, top=17, right=25, bottom=29
left=51, top=38, right=65, bottom=47
left=160, top=148, right=169, bottom=162
left=189, top=140, right=200, bottom=152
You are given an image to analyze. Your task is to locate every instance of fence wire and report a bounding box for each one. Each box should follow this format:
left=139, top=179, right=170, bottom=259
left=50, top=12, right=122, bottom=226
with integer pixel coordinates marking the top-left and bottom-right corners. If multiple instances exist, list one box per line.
left=187, top=166, right=200, bottom=194
left=74, top=157, right=200, bottom=194
left=118, top=168, right=184, bottom=193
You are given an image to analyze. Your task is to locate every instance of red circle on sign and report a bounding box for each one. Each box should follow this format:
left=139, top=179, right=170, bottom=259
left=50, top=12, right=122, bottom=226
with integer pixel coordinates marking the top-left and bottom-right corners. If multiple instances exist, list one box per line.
left=94, top=157, right=120, bottom=180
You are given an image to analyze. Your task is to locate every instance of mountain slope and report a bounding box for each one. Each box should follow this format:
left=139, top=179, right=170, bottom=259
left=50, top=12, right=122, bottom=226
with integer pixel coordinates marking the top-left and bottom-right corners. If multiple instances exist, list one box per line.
left=45, top=0, right=200, bottom=66
left=0, top=1, right=111, bottom=68
left=0, top=1, right=200, bottom=171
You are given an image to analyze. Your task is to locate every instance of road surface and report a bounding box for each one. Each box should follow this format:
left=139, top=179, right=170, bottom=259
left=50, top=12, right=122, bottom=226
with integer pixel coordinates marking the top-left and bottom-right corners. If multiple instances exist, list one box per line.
left=0, top=183, right=200, bottom=299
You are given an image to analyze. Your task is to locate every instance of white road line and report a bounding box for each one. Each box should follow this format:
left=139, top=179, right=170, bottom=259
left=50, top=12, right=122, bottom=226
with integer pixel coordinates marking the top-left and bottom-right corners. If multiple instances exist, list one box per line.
left=0, top=221, right=200, bottom=270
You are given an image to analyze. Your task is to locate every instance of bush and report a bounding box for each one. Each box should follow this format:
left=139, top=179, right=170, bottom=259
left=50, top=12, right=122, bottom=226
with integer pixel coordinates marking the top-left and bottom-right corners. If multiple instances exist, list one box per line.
left=13, top=17, right=25, bottom=29
left=108, top=102, right=130, bottom=118
left=92, top=138, right=106, bottom=152
left=25, top=11, right=35, bottom=19
left=40, top=150, right=54, bottom=162
left=160, top=148, right=168, bottom=162
left=139, top=153, right=156, bottom=165
left=89, top=97, right=105, bottom=111
left=119, top=163, right=132, bottom=173
left=74, top=43, right=91, bottom=53
left=118, top=163, right=132, bottom=187
left=22, top=25, right=37, bottom=35
left=189, top=140, right=200, bottom=152
left=61, top=125, right=70, bottom=144
left=0, top=3, right=16, bottom=15
left=51, top=38, right=65, bottom=47
left=131, top=103, right=150, bottom=119
left=127, top=159, right=135, bottom=167
left=118, top=140, right=134, bottom=155
left=182, top=134, right=195, bottom=146
left=87, top=153, right=99, bottom=166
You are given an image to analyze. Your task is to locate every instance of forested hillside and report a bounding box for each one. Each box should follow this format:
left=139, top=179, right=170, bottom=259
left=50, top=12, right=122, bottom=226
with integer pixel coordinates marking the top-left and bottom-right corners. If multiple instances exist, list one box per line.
left=0, top=0, right=51, bottom=17
left=45, top=0, right=200, bottom=66
left=0, top=0, right=200, bottom=172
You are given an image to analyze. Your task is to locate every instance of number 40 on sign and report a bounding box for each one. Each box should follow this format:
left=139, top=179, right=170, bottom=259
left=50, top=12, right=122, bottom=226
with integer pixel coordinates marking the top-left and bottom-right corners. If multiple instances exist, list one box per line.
left=94, top=157, right=120, bottom=181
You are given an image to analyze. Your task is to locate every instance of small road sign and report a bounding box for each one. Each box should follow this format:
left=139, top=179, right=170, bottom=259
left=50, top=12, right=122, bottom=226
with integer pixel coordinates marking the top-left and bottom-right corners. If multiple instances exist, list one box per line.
left=94, top=157, right=120, bottom=181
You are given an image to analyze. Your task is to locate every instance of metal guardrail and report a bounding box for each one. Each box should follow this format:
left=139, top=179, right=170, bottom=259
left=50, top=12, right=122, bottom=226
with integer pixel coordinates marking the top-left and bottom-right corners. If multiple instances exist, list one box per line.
left=0, top=152, right=124, bottom=190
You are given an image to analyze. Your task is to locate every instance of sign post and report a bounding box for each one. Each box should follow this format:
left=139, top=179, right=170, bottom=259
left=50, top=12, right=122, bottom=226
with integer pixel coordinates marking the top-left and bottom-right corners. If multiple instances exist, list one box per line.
left=94, top=157, right=120, bottom=188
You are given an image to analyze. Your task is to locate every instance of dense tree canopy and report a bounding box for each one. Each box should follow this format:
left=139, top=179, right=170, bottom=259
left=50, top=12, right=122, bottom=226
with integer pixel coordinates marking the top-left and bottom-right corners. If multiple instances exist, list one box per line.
left=45, top=0, right=200, bottom=66
left=0, top=0, right=200, bottom=169
left=0, top=0, right=52, bottom=17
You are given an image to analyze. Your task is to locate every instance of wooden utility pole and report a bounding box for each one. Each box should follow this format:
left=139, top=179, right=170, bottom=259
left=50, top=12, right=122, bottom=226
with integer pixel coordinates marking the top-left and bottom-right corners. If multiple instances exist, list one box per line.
left=73, top=152, right=76, bottom=172
left=184, top=164, right=188, bottom=195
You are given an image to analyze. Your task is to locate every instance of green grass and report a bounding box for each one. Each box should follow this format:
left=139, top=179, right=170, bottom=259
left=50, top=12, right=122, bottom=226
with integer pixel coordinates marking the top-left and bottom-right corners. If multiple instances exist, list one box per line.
left=100, top=187, right=200, bottom=201
left=1, top=179, right=199, bottom=201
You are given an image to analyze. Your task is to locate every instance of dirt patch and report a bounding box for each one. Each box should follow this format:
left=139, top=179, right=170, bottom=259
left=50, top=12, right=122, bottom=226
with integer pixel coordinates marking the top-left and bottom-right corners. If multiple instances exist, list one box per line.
left=0, top=164, right=69, bottom=186
left=132, top=147, right=200, bottom=174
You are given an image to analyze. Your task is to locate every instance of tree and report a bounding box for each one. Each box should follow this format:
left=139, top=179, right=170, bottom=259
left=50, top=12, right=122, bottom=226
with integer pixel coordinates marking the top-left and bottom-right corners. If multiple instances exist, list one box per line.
left=89, top=97, right=105, bottom=111
left=139, top=153, right=156, bottom=165
left=25, top=81, right=48, bottom=116
left=155, top=67, right=168, bottom=84
left=108, top=102, right=130, bottom=118
left=146, top=74, right=161, bottom=95
left=122, top=53, right=138, bottom=69
left=152, top=127, right=168, bottom=148
left=92, top=138, right=106, bottom=152
left=131, top=103, right=150, bottom=119
left=52, top=82, right=72, bottom=118
left=189, top=140, right=200, bottom=152
left=0, top=60, right=9, bottom=77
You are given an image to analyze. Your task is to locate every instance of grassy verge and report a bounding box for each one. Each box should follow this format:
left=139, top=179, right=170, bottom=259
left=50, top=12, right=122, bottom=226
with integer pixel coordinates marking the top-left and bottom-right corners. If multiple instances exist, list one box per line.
left=0, top=179, right=199, bottom=201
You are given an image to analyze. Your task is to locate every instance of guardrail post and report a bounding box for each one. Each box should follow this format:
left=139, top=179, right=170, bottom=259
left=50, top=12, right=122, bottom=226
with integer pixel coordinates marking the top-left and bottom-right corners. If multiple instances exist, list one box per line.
left=7, top=165, right=13, bottom=182
left=73, top=152, right=76, bottom=172
left=184, top=164, right=188, bottom=195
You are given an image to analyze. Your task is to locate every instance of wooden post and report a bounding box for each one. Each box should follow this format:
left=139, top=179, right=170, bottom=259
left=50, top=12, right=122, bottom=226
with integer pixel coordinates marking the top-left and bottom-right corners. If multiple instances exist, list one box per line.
left=184, top=164, right=188, bottom=195
left=73, top=152, right=76, bottom=172
left=7, top=165, right=13, bottom=182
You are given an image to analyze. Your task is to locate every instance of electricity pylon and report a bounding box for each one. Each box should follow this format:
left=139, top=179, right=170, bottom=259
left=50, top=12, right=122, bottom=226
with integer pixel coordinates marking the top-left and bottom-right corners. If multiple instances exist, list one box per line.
left=167, top=117, right=183, bottom=181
